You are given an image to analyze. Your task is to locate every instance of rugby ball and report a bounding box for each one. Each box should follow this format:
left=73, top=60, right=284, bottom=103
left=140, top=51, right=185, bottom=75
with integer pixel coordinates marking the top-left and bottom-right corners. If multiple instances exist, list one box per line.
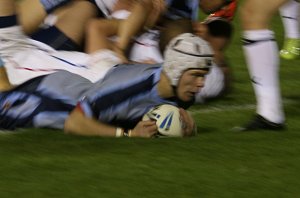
left=142, top=104, right=184, bottom=137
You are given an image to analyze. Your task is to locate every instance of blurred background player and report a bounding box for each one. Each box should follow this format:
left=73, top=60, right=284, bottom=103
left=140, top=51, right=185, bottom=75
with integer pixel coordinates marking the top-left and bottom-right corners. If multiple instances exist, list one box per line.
left=86, top=0, right=237, bottom=103
left=0, top=1, right=121, bottom=85
left=237, top=0, right=291, bottom=131
left=17, top=0, right=99, bottom=51
left=279, top=0, right=300, bottom=60
left=17, top=0, right=162, bottom=54
left=88, top=0, right=235, bottom=61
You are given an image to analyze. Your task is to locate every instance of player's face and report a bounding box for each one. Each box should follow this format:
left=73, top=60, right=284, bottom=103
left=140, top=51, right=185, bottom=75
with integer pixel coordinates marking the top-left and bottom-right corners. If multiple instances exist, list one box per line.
left=177, top=69, right=209, bottom=102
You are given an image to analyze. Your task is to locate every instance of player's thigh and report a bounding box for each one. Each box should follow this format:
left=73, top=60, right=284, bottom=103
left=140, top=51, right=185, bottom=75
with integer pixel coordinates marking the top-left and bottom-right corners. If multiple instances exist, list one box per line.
left=17, top=0, right=46, bottom=34
left=54, top=1, right=98, bottom=43
left=240, top=0, right=288, bottom=30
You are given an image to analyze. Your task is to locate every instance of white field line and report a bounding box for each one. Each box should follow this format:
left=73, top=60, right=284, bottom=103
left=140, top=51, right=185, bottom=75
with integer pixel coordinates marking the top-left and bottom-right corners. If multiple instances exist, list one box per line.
left=190, top=99, right=298, bottom=115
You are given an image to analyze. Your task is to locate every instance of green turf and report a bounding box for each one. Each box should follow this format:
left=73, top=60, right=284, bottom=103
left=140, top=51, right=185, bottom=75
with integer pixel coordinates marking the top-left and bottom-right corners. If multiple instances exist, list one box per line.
left=1, top=4, right=300, bottom=198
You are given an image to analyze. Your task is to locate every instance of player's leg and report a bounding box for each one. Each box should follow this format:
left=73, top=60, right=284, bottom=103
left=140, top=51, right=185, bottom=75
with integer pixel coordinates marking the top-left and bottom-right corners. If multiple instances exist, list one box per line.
left=279, top=0, right=300, bottom=60
left=17, top=0, right=47, bottom=34
left=29, top=0, right=98, bottom=51
left=85, top=18, right=121, bottom=53
left=52, top=1, right=98, bottom=47
left=0, top=0, right=23, bottom=52
left=0, top=0, right=16, bottom=16
left=16, top=0, right=74, bottom=35
left=115, top=0, right=165, bottom=61
left=237, top=0, right=288, bottom=131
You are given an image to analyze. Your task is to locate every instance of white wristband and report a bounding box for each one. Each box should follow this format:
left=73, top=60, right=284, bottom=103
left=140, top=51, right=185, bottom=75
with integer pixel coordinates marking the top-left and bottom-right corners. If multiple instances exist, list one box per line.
left=115, top=127, right=123, bottom=137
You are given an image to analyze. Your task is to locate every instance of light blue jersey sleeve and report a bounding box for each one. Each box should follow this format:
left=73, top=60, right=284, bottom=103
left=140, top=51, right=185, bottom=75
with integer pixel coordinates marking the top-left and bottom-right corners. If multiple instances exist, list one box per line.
left=79, top=64, right=176, bottom=128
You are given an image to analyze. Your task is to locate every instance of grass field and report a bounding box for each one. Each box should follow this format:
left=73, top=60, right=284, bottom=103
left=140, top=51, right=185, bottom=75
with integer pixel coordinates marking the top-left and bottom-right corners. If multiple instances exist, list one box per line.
left=1, top=5, right=300, bottom=198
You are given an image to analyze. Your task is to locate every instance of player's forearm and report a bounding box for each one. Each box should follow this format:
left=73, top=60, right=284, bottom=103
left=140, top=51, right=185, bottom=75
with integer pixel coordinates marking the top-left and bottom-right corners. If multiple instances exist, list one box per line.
left=200, top=0, right=231, bottom=14
left=64, top=108, right=119, bottom=137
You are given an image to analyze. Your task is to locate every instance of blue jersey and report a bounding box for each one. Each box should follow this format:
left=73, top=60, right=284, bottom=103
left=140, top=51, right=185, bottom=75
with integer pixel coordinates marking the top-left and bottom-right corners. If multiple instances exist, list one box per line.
left=164, top=0, right=199, bottom=21
left=0, top=64, right=178, bottom=130
left=0, top=71, right=91, bottom=130
left=0, top=76, right=74, bottom=130
left=80, top=63, right=177, bottom=129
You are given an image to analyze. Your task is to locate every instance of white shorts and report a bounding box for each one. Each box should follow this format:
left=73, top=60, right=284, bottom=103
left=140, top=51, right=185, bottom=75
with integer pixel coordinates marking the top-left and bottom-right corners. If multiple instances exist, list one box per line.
left=0, top=26, right=121, bottom=85
left=129, top=30, right=164, bottom=64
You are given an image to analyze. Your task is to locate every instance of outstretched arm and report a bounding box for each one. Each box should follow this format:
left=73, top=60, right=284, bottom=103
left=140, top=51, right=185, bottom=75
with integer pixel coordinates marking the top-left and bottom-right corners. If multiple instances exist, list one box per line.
left=64, top=107, right=158, bottom=138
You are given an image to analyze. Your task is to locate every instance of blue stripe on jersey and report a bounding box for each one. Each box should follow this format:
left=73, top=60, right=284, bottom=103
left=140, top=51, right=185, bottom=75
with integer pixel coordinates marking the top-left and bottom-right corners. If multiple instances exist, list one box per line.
left=0, top=77, right=75, bottom=130
left=0, top=92, right=41, bottom=129
left=91, top=74, right=155, bottom=118
left=0, top=15, right=18, bottom=28
left=50, top=55, right=87, bottom=68
left=0, top=91, right=74, bottom=130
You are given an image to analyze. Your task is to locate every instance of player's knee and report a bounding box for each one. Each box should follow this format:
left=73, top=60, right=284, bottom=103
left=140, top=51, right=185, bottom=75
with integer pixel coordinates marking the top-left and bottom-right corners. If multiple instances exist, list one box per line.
left=239, top=5, right=253, bottom=25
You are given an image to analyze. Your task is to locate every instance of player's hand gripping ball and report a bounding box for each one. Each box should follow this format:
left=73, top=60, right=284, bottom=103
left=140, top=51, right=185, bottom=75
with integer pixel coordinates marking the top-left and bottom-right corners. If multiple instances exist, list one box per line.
left=142, top=104, right=184, bottom=137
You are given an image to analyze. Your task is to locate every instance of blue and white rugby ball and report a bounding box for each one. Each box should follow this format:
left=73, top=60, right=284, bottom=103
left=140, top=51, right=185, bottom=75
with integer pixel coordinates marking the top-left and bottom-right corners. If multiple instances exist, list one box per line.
left=142, top=104, right=184, bottom=137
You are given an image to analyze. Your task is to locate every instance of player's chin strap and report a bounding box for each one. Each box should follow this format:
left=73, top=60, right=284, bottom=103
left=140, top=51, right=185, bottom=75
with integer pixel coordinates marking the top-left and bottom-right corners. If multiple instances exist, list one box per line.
left=171, top=86, right=195, bottom=109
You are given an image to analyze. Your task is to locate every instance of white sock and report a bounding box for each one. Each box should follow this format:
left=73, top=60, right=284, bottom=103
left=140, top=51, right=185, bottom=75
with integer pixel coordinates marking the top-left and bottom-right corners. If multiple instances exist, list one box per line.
left=280, top=0, right=300, bottom=39
left=243, top=30, right=285, bottom=124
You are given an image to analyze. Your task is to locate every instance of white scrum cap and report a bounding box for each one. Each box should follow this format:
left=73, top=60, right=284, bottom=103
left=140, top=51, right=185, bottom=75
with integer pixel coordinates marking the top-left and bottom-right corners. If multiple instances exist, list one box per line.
left=163, top=33, right=214, bottom=86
